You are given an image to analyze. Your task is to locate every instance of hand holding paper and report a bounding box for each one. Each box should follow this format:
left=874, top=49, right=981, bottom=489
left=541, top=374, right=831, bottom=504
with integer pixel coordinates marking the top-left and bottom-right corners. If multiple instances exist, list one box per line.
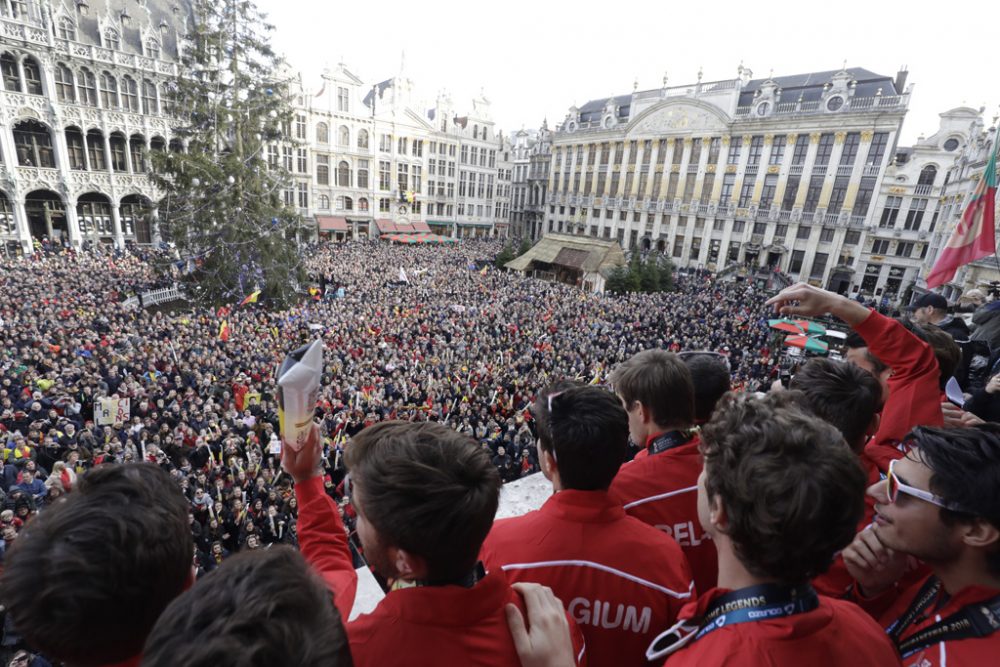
left=277, top=339, right=323, bottom=452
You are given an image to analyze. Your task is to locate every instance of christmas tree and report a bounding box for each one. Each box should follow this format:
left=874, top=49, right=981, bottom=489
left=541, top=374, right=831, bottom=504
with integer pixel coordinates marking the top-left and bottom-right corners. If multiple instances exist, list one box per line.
left=152, top=0, right=305, bottom=307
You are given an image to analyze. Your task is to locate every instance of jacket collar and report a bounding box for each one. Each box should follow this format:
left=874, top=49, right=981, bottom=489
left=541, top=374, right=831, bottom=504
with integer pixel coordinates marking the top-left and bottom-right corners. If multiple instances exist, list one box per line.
left=540, top=488, right=625, bottom=524
left=375, top=569, right=514, bottom=626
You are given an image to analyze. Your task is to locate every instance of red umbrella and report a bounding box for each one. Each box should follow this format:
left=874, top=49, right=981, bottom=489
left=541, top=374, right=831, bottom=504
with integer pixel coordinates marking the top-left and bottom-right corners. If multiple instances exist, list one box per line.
left=784, top=335, right=829, bottom=353
left=768, top=318, right=805, bottom=334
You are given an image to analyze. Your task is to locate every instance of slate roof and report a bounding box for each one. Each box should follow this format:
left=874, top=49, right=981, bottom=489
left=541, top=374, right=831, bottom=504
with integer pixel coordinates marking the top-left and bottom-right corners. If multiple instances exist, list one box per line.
left=737, top=68, right=898, bottom=106
left=52, top=0, right=193, bottom=61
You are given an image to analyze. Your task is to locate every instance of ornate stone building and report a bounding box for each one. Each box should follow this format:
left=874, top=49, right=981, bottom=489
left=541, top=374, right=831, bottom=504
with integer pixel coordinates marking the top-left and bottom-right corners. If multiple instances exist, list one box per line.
left=294, top=64, right=510, bottom=241
left=0, top=0, right=189, bottom=254
left=919, top=110, right=999, bottom=300
left=861, top=107, right=980, bottom=302
left=509, top=122, right=552, bottom=239
left=545, top=66, right=911, bottom=293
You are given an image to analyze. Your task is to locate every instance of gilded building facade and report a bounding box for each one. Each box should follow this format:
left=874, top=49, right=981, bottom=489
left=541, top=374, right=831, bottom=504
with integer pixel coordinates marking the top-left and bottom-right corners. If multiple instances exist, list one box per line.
left=545, top=67, right=911, bottom=293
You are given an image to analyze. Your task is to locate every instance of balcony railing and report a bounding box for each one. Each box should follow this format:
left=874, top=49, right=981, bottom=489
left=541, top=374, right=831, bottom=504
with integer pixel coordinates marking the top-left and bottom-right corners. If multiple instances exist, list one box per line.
left=862, top=165, right=881, bottom=178
left=836, top=164, right=854, bottom=177
left=734, top=94, right=907, bottom=119
left=789, top=164, right=804, bottom=176
left=914, top=184, right=934, bottom=195
left=745, top=164, right=759, bottom=177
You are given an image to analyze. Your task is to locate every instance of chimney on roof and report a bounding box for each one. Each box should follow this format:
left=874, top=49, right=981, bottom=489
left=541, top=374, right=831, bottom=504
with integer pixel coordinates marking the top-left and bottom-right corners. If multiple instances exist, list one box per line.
left=894, top=66, right=908, bottom=95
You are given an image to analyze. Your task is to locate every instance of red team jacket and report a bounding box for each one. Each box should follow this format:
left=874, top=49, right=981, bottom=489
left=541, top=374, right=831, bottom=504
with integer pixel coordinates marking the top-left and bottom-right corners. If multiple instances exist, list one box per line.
left=856, top=574, right=1000, bottom=667
left=657, top=587, right=900, bottom=666
left=295, top=476, right=587, bottom=666
left=854, top=310, right=943, bottom=472
left=609, top=435, right=717, bottom=595
left=481, top=489, right=694, bottom=666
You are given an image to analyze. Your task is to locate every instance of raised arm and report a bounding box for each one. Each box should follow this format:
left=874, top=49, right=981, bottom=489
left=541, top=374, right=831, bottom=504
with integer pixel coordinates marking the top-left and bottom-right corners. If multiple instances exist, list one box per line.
left=282, top=426, right=357, bottom=619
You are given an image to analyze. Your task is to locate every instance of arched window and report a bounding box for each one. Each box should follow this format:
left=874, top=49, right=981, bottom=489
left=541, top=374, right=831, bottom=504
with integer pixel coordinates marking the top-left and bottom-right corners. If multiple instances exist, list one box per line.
left=104, top=28, right=120, bottom=50
left=121, top=76, right=139, bottom=112
left=77, top=194, right=114, bottom=238
left=78, top=68, right=97, bottom=106
left=473, top=124, right=478, bottom=139
left=337, top=160, right=350, bottom=187
left=357, top=129, right=369, bottom=149
left=142, top=80, right=158, bottom=114
left=145, top=39, right=160, bottom=59
left=316, top=122, right=329, bottom=144
left=338, top=125, right=349, bottom=147
left=22, top=56, right=42, bottom=95
left=160, top=82, right=177, bottom=116
left=87, top=130, right=106, bottom=170
left=344, top=197, right=353, bottom=211
left=13, top=120, right=55, bottom=168
left=100, top=72, right=118, bottom=109
left=318, top=195, right=330, bottom=210
left=0, top=192, right=14, bottom=236
left=57, top=17, right=76, bottom=41
left=358, top=197, right=369, bottom=212
left=149, top=136, right=166, bottom=152
left=65, top=127, right=86, bottom=170
left=918, top=165, right=937, bottom=186
left=109, top=132, right=128, bottom=172
left=55, top=63, right=75, bottom=102
left=168, top=139, right=184, bottom=153
left=8, top=0, right=27, bottom=19
left=129, top=134, right=146, bottom=172
left=335, top=196, right=344, bottom=210
left=0, top=53, right=20, bottom=92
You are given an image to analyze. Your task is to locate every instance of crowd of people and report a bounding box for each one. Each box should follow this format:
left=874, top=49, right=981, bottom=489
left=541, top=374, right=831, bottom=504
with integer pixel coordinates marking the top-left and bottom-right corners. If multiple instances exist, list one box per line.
left=3, top=237, right=999, bottom=667
left=0, top=239, right=776, bottom=570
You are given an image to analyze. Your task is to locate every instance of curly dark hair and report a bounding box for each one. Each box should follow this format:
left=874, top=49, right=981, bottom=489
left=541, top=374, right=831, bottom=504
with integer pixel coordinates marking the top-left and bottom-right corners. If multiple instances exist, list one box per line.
left=699, top=391, right=867, bottom=583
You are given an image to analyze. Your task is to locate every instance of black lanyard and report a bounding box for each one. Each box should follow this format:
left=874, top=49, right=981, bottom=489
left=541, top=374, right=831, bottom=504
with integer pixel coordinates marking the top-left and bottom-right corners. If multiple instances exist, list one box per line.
left=887, top=576, right=1000, bottom=658
left=646, top=583, right=819, bottom=661
left=648, top=430, right=693, bottom=456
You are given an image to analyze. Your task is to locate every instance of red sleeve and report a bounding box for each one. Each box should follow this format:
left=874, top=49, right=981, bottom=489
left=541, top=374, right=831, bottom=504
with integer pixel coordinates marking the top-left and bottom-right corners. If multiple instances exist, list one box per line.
left=844, top=579, right=903, bottom=621
left=295, top=475, right=358, bottom=620
left=854, top=310, right=943, bottom=457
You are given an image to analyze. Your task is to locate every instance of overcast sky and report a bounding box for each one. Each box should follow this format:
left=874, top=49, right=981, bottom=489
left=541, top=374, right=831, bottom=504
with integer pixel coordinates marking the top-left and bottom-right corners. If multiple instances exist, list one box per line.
left=256, top=0, right=998, bottom=145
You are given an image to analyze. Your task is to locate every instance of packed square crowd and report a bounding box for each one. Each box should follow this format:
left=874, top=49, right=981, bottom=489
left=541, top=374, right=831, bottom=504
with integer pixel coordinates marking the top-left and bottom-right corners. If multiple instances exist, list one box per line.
left=1, top=239, right=998, bottom=667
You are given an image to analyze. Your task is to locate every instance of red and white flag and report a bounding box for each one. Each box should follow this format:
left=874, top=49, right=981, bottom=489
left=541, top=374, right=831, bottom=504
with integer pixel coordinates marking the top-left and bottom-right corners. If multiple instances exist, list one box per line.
left=926, top=143, right=998, bottom=288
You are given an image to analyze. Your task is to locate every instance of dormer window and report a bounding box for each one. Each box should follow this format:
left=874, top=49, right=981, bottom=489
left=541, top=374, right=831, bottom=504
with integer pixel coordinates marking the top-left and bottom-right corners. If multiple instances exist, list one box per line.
left=104, top=28, right=121, bottom=51
left=145, top=39, right=160, bottom=59
left=58, top=17, right=77, bottom=41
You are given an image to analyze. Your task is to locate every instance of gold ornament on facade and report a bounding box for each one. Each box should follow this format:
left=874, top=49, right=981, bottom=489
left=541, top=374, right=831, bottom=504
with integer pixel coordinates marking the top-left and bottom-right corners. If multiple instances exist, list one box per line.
left=764, top=134, right=774, bottom=144
left=683, top=138, right=693, bottom=147
left=706, top=164, right=716, bottom=173
left=860, top=130, right=874, bottom=141
left=889, top=187, right=905, bottom=194
left=721, top=136, right=731, bottom=145
left=834, top=132, right=846, bottom=144
left=671, top=165, right=680, bottom=173
left=767, top=165, right=780, bottom=174
left=742, top=134, right=752, bottom=144
left=809, top=132, right=821, bottom=143
left=726, top=165, right=737, bottom=174
left=787, top=133, right=798, bottom=143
